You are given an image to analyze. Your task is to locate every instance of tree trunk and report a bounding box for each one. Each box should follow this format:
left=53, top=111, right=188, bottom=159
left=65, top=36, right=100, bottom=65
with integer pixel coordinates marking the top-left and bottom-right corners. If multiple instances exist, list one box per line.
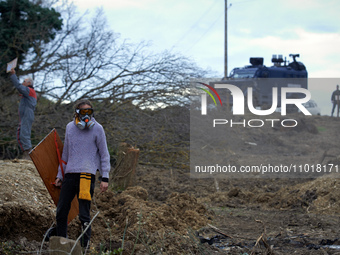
left=110, top=142, right=139, bottom=190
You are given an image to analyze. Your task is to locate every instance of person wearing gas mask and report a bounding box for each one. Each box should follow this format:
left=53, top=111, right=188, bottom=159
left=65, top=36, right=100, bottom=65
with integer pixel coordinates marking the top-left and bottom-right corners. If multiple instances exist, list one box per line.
left=9, top=68, right=37, bottom=160
left=54, top=99, right=111, bottom=248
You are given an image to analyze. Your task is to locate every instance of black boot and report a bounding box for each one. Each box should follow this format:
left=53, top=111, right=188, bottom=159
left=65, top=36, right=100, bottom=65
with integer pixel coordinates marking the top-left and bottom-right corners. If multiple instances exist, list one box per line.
left=80, top=222, right=91, bottom=248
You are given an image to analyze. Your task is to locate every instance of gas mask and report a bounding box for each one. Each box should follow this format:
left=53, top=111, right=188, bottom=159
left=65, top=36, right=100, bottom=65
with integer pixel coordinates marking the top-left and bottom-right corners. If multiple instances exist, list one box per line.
left=75, top=108, right=95, bottom=130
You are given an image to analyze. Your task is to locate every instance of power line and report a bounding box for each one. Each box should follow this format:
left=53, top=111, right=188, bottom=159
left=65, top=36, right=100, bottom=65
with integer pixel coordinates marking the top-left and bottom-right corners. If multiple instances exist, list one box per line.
left=185, top=7, right=225, bottom=52
left=180, top=0, right=261, bottom=53
left=172, top=0, right=220, bottom=48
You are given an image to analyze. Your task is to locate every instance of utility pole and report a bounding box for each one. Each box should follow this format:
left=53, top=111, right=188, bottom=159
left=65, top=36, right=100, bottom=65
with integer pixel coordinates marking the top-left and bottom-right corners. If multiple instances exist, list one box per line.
left=224, top=0, right=228, bottom=80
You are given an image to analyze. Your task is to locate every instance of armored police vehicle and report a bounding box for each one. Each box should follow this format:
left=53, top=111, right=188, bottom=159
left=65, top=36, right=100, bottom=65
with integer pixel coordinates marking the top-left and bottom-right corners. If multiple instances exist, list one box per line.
left=214, top=54, right=308, bottom=110
left=229, top=54, right=307, bottom=79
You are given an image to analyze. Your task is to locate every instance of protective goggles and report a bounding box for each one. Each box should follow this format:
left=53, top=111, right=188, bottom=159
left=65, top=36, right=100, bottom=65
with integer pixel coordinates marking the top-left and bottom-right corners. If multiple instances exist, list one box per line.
left=76, top=108, right=94, bottom=115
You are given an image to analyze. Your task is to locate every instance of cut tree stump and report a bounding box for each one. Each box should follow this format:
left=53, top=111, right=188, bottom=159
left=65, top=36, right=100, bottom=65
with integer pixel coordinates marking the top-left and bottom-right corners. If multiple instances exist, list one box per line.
left=110, top=142, right=140, bottom=190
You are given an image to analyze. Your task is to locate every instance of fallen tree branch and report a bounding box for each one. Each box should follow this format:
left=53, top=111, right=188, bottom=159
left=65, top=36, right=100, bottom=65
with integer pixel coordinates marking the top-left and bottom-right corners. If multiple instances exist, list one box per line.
left=207, top=224, right=233, bottom=239
left=250, top=220, right=274, bottom=255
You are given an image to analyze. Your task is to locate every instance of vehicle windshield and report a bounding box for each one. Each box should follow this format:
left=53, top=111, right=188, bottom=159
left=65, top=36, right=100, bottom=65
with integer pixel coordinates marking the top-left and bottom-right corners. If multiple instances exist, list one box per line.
left=230, top=68, right=258, bottom=78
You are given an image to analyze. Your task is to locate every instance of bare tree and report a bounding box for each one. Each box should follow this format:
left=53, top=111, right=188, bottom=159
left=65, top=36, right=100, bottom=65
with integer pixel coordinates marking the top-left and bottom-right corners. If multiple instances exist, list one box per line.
left=18, top=4, right=210, bottom=109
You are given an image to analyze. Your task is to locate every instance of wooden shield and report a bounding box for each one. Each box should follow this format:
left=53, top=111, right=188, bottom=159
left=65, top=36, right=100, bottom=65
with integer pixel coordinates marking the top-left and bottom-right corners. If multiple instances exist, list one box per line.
left=29, top=128, right=79, bottom=223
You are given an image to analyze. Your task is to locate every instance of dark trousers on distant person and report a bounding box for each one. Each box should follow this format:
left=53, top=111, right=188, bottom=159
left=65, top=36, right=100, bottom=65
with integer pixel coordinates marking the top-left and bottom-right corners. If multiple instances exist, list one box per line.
left=56, top=173, right=95, bottom=247
left=331, top=102, right=339, bottom=116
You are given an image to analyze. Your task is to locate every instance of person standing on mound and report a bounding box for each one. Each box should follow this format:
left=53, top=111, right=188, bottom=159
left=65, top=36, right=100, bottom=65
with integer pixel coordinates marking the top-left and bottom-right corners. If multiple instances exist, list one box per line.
left=331, top=85, right=340, bottom=117
left=9, top=68, right=37, bottom=159
left=54, top=99, right=111, bottom=248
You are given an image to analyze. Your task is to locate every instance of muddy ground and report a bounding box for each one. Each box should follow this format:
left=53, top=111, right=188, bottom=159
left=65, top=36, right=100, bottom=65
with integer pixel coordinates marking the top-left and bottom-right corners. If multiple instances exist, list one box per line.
left=1, top=113, right=340, bottom=254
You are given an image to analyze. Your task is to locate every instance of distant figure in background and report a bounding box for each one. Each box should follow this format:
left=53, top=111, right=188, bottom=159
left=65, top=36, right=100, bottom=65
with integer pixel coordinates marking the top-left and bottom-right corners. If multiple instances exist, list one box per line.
left=331, top=85, right=340, bottom=117
left=9, top=68, right=37, bottom=159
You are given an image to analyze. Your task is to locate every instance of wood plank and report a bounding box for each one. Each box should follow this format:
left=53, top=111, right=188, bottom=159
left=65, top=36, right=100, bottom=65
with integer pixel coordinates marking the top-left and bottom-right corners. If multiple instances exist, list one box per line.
left=29, top=129, right=79, bottom=223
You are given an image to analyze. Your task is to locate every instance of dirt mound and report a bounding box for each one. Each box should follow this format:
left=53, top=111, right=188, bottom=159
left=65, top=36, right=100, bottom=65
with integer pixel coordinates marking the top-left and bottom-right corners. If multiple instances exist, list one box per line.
left=0, top=160, right=55, bottom=241
left=81, top=187, right=212, bottom=249
left=64, top=186, right=214, bottom=254
left=0, top=160, right=213, bottom=254
left=269, top=175, right=340, bottom=214
left=198, top=175, right=340, bottom=216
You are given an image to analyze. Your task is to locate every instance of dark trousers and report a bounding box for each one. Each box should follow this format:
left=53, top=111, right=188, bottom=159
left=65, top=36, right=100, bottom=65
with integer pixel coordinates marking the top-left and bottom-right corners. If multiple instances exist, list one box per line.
left=56, top=173, right=95, bottom=247
left=332, top=102, right=340, bottom=116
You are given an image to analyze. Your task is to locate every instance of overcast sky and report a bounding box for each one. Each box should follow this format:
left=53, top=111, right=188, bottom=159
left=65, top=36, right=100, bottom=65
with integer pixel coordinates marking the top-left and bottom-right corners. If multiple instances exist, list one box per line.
left=73, top=0, right=340, bottom=115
